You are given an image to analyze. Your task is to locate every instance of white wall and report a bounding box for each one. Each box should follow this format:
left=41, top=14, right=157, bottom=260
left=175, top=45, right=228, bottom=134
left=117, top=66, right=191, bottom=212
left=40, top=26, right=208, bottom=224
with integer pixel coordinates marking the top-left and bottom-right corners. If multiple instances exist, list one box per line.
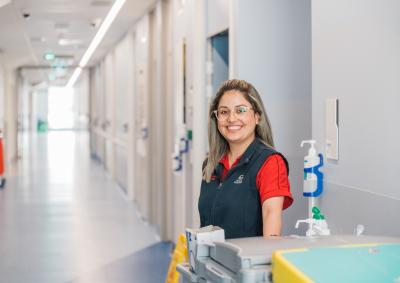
left=90, top=64, right=106, bottom=163
left=231, top=0, right=312, bottom=234
left=190, top=0, right=207, bottom=231
left=134, top=15, right=151, bottom=220
left=206, top=0, right=229, bottom=37
left=73, top=70, right=89, bottom=130
left=114, top=36, right=132, bottom=141
left=18, top=76, right=30, bottom=131
left=104, top=52, right=116, bottom=176
left=148, top=1, right=171, bottom=238
left=4, top=69, right=18, bottom=164
left=312, top=0, right=400, bottom=236
left=0, top=56, right=5, bottom=131
left=113, top=34, right=134, bottom=192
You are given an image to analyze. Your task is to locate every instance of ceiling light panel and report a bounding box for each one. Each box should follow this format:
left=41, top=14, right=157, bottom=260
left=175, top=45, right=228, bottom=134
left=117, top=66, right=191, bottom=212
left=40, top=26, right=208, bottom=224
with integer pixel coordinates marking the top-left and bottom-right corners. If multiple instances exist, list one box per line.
left=90, top=0, right=112, bottom=7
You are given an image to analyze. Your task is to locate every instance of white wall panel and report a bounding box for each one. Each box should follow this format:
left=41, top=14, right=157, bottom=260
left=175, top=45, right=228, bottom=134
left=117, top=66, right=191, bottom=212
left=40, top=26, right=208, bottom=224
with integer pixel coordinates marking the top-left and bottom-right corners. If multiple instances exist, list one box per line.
left=134, top=15, right=151, bottom=221
left=114, top=34, right=134, bottom=192
left=91, top=64, right=106, bottom=163
left=89, top=67, right=97, bottom=157
left=0, top=58, right=5, bottom=130
left=104, top=53, right=116, bottom=175
left=148, top=3, right=169, bottom=236
left=4, top=69, right=18, bottom=164
left=114, top=36, right=133, bottom=140
left=191, top=0, right=207, bottom=230
left=206, top=0, right=229, bottom=37
left=73, top=70, right=89, bottom=130
left=170, top=0, right=190, bottom=241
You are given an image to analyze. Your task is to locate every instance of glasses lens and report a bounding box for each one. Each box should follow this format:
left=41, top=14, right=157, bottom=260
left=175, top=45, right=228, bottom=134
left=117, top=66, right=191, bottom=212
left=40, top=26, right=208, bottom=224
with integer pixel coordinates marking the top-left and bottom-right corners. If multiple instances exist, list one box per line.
left=215, top=106, right=252, bottom=121
left=235, top=106, right=249, bottom=114
left=217, top=109, right=229, bottom=120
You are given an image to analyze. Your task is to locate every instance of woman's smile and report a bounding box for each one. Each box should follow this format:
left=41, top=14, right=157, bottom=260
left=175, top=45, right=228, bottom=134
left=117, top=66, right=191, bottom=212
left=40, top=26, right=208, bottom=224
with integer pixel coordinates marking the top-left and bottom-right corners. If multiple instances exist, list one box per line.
left=226, top=125, right=242, bottom=131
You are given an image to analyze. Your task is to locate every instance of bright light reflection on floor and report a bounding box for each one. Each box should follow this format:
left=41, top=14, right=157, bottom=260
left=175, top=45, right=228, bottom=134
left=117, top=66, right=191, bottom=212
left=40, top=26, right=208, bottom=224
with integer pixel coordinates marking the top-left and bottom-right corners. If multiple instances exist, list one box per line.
left=48, top=87, right=74, bottom=129
left=47, top=132, right=76, bottom=181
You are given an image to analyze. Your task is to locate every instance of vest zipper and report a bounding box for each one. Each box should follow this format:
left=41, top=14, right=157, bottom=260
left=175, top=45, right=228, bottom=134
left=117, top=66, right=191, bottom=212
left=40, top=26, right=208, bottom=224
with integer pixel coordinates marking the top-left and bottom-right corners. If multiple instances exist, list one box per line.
left=211, top=159, right=250, bottom=224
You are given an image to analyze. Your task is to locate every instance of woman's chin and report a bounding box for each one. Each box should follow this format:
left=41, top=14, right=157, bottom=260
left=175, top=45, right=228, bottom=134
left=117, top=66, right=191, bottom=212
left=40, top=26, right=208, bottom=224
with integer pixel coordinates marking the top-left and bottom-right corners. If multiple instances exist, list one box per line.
left=224, top=134, right=244, bottom=144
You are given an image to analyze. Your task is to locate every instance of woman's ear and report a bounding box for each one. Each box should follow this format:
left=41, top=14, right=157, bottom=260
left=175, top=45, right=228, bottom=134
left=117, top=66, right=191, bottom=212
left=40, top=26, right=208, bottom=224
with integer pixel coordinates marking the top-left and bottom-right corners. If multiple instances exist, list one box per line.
left=255, top=113, right=261, bottom=125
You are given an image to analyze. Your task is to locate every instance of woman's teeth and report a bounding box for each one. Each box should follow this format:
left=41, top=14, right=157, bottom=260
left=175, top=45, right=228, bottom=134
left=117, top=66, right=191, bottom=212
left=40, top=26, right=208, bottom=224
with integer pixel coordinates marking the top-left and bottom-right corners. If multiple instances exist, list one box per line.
left=228, top=126, right=241, bottom=130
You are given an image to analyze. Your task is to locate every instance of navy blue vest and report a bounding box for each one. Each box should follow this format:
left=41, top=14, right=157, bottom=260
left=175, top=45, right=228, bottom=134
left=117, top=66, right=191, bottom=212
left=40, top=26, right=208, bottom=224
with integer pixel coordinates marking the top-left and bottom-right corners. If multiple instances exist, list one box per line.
left=198, top=138, right=289, bottom=239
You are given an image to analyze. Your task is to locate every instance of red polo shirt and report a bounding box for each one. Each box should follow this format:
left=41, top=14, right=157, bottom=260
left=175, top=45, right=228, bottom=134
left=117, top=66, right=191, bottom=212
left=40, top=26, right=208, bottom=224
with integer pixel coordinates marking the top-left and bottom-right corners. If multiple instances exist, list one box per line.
left=219, top=153, right=293, bottom=209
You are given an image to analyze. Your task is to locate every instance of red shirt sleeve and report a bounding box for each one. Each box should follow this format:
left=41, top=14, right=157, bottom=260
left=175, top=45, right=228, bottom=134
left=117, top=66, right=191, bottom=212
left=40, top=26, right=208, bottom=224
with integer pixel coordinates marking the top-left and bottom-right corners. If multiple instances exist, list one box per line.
left=256, top=154, right=293, bottom=210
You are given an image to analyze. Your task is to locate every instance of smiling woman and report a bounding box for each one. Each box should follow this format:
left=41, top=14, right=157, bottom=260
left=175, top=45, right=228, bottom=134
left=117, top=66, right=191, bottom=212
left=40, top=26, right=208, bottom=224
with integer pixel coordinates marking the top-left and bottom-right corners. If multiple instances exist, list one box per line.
left=199, top=79, right=293, bottom=239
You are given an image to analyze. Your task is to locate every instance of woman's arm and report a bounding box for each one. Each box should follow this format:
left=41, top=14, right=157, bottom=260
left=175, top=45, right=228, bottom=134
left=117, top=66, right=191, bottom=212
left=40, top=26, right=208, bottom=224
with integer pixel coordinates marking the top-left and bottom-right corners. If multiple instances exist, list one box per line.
left=262, top=196, right=284, bottom=237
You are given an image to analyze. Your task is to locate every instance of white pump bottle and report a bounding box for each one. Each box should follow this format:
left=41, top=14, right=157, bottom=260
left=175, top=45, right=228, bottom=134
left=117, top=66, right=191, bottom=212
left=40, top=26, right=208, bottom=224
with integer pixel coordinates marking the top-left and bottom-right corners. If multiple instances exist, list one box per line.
left=296, top=140, right=330, bottom=236
left=301, top=140, right=319, bottom=196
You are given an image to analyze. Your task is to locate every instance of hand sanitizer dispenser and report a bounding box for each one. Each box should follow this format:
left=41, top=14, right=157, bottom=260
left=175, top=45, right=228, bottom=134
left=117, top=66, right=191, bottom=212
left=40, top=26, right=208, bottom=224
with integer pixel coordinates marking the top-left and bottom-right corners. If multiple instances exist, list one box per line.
left=296, top=140, right=330, bottom=236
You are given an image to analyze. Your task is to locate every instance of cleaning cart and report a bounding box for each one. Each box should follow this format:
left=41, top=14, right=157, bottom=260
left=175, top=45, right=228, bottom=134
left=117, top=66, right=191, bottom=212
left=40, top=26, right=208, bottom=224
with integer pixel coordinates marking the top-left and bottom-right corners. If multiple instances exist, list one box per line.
left=177, top=227, right=400, bottom=283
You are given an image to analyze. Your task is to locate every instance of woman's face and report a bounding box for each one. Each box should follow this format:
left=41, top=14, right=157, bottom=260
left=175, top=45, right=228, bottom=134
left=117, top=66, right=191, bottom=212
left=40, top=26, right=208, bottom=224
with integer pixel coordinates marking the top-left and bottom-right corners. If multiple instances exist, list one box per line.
left=216, top=90, right=260, bottom=147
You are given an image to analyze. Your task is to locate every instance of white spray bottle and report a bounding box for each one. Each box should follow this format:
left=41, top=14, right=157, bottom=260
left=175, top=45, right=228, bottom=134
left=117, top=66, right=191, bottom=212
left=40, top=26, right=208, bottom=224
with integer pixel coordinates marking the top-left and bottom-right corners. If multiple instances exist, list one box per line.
left=296, top=140, right=330, bottom=236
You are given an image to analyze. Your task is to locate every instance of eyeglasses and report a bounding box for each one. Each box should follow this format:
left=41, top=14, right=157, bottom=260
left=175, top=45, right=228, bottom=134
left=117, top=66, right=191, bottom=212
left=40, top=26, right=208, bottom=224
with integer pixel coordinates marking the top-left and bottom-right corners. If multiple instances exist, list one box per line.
left=213, top=105, right=254, bottom=122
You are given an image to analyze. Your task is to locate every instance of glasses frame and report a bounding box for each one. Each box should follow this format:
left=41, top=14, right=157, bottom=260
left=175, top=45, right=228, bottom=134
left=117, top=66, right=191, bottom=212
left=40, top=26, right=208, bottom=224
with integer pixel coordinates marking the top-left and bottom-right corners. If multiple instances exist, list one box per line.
left=213, top=105, right=254, bottom=122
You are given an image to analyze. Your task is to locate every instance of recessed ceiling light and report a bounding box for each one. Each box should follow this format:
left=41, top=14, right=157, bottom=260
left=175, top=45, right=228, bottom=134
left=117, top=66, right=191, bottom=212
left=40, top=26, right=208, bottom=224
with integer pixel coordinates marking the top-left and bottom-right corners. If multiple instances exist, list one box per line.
left=58, top=38, right=83, bottom=46
left=44, top=52, right=55, bottom=61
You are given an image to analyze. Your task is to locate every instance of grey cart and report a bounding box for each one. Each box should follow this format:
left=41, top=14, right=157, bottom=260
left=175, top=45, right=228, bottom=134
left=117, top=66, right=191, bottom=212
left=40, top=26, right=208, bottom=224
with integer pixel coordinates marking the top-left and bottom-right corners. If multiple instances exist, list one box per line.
left=177, top=235, right=400, bottom=283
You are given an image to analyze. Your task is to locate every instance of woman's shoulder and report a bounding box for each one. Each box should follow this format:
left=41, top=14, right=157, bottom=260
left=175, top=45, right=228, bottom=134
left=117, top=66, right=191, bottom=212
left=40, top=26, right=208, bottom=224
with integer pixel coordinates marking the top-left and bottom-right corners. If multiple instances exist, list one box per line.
left=264, top=153, right=289, bottom=175
left=254, top=140, right=289, bottom=174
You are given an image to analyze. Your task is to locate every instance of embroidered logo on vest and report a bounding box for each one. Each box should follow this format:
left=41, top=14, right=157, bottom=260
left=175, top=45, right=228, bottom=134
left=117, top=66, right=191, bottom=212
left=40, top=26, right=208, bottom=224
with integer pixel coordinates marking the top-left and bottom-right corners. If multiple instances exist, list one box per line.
left=233, top=174, right=244, bottom=184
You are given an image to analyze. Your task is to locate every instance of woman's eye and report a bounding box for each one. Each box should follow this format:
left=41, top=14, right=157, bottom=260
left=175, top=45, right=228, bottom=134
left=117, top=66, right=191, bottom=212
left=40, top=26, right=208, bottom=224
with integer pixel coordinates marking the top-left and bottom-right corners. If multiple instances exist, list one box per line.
left=236, top=107, right=247, bottom=114
left=219, top=110, right=229, bottom=115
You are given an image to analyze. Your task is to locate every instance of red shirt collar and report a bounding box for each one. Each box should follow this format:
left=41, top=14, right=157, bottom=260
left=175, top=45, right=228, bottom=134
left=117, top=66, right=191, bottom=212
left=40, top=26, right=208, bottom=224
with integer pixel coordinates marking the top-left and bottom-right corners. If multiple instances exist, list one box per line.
left=219, top=153, right=242, bottom=171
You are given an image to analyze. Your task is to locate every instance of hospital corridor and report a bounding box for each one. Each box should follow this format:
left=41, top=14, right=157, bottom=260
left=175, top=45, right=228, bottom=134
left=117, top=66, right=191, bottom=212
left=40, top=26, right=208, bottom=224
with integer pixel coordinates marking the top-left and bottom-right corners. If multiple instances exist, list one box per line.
left=1, top=131, right=165, bottom=282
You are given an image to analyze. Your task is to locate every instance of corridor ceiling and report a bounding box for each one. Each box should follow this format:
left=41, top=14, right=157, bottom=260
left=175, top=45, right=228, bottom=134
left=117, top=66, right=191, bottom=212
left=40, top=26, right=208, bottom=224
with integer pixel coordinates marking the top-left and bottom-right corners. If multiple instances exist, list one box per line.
left=0, top=0, right=156, bottom=86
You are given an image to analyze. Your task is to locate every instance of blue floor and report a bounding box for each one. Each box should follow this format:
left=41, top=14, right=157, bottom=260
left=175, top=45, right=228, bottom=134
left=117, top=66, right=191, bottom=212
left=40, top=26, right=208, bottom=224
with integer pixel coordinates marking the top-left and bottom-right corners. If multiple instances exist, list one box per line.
left=67, top=241, right=173, bottom=283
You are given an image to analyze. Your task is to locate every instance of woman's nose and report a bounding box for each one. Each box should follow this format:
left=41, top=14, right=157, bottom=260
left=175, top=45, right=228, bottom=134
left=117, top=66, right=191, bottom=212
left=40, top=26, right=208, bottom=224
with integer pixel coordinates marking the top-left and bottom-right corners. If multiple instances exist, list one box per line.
left=227, top=111, right=238, bottom=122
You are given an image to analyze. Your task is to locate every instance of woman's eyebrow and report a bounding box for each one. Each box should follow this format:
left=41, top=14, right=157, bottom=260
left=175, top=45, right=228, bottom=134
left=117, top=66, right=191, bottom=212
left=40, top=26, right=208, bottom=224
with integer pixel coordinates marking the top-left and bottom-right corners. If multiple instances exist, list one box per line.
left=217, top=104, right=248, bottom=109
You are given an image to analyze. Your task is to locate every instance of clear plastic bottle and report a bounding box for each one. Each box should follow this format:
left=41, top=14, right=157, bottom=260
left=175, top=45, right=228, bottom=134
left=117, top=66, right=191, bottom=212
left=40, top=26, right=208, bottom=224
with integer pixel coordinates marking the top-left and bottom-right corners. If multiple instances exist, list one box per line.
left=301, top=140, right=324, bottom=197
